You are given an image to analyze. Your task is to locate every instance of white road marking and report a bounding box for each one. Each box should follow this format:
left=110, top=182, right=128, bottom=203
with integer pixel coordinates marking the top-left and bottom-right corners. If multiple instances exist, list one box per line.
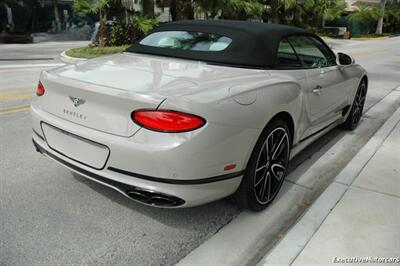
left=0, top=63, right=65, bottom=69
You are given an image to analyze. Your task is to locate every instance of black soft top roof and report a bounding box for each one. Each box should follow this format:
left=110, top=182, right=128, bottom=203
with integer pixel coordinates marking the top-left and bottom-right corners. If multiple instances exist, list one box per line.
left=127, top=20, right=315, bottom=68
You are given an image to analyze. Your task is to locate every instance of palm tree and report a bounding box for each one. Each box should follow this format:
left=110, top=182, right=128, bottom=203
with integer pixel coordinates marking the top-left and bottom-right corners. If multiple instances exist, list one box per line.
left=195, top=0, right=263, bottom=20
left=376, top=0, right=388, bottom=34
left=321, top=0, right=347, bottom=28
left=348, top=5, right=380, bottom=34
left=52, top=0, right=61, bottom=32
left=300, top=0, right=346, bottom=30
left=170, top=0, right=194, bottom=20
left=73, top=0, right=110, bottom=46
left=221, top=0, right=264, bottom=19
left=268, top=0, right=297, bottom=23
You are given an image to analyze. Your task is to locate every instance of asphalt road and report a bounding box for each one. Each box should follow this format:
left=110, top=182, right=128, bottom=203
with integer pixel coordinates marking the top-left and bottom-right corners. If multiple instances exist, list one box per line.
left=1, top=38, right=400, bottom=265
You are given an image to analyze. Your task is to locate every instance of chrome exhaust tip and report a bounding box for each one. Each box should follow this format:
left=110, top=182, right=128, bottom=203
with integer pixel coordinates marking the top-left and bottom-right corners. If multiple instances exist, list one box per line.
left=126, top=187, right=185, bottom=207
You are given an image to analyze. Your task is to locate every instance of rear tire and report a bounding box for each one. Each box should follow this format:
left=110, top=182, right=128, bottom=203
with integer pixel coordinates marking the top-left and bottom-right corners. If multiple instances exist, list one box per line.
left=340, top=80, right=367, bottom=131
left=233, top=119, right=291, bottom=211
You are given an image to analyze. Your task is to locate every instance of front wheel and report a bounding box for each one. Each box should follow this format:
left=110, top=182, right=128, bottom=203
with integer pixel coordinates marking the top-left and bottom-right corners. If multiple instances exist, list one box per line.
left=233, top=119, right=291, bottom=211
left=340, top=80, right=367, bottom=130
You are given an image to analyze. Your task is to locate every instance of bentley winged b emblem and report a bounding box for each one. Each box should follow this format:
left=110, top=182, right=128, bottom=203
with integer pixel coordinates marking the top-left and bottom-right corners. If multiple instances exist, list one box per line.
left=69, top=96, right=86, bottom=107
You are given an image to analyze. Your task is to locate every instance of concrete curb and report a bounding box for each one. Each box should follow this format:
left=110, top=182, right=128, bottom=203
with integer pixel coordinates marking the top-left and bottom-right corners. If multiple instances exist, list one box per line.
left=322, top=36, right=391, bottom=41
left=60, top=51, right=87, bottom=64
left=351, top=36, right=390, bottom=41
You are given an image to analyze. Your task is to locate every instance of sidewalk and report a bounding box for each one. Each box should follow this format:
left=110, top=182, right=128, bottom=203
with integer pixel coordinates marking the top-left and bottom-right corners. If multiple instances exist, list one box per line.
left=260, top=107, right=400, bottom=265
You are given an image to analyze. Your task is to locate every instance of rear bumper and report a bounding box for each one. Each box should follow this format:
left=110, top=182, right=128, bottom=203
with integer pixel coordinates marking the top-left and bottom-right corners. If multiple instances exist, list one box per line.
left=31, top=104, right=249, bottom=207
left=32, top=138, right=184, bottom=207
left=32, top=137, right=243, bottom=207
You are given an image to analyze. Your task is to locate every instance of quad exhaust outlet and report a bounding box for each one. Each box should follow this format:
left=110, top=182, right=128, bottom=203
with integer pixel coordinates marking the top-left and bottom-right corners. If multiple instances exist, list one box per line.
left=126, top=188, right=185, bottom=207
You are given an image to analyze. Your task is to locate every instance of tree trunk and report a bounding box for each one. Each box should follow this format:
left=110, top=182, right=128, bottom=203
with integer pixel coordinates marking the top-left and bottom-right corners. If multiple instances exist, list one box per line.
left=29, top=0, right=38, bottom=32
left=270, top=0, right=280, bottom=23
left=310, top=13, right=320, bottom=31
left=52, top=0, right=61, bottom=32
left=142, top=0, right=154, bottom=17
left=293, top=7, right=301, bottom=26
left=375, top=0, right=387, bottom=34
left=170, top=0, right=194, bottom=21
left=98, top=10, right=108, bottom=47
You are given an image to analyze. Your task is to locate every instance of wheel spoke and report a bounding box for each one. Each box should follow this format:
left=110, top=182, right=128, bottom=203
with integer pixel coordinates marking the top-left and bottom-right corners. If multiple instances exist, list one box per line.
left=254, top=173, right=265, bottom=187
left=359, top=96, right=365, bottom=106
left=272, top=133, right=288, bottom=160
left=357, top=93, right=363, bottom=104
left=266, top=172, right=272, bottom=201
left=259, top=175, right=267, bottom=200
left=260, top=172, right=270, bottom=201
left=264, top=141, right=270, bottom=162
left=259, top=142, right=268, bottom=164
left=256, top=165, right=267, bottom=173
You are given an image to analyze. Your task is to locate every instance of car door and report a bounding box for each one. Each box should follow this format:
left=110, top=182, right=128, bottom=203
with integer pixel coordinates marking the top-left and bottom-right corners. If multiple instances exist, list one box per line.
left=272, top=37, right=310, bottom=139
left=288, top=35, right=348, bottom=135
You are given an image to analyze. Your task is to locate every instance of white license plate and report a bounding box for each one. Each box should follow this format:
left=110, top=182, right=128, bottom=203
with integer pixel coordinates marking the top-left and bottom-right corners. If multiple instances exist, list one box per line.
left=42, top=123, right=110, bottom=169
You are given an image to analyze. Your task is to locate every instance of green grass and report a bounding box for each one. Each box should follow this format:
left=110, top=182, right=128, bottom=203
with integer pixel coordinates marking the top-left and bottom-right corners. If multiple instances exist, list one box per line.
left=65, top=45, right=129, bottom=59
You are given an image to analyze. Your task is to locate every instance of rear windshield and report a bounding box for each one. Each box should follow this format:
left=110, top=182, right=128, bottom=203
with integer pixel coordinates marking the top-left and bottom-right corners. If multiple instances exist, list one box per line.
left=139, top=31, right=232, bottom=52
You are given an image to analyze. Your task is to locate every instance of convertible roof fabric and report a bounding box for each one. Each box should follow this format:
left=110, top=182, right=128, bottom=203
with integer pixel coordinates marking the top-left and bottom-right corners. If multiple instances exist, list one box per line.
left=127, top=20, right=315, bottom=68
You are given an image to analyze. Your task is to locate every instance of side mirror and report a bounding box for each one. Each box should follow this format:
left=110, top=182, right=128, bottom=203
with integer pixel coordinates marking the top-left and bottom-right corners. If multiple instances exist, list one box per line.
left=336, top=52, right=355, bottom=66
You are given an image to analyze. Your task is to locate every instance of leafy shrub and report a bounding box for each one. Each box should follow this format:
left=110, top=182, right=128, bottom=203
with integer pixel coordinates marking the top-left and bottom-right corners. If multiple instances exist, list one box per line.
left=108, top=15, right=158, bottom=46
left=131, top=15, right=159, bottom=35
left=109, top=22, right=133, bottom=46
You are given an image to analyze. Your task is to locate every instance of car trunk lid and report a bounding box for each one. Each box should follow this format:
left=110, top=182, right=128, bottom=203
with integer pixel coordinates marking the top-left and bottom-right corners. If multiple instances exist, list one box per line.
left=38, top=71, right=166, bottom=137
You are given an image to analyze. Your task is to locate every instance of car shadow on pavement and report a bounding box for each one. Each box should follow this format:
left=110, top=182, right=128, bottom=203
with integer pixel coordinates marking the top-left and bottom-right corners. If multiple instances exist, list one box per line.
left=288, top=128, right=343, bottom=175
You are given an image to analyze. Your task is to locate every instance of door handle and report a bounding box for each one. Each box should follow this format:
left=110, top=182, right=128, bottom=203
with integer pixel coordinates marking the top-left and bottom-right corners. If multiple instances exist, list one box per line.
left=313, top=85, right=323, bottom=95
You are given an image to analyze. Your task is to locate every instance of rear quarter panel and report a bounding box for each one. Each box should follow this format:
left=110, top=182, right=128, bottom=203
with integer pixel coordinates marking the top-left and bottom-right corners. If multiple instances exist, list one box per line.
left=160, top=72, right=303, bottom=131
left=158, top=71, right=303, bottom=173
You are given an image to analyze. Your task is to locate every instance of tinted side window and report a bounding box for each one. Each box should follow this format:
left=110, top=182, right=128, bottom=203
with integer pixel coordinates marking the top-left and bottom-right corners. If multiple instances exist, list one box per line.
left=310, top=37, right=337, bottom=66
left=288, top=36, right=329, bottom=68
left=275, top=38, right=302, bottom=68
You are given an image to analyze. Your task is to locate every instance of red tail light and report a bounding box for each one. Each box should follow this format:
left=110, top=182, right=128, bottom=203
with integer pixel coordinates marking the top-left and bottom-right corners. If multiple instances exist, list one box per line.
left=37, top=81, right=45, bottom=96
left=132, top=110, right=206, bottom=133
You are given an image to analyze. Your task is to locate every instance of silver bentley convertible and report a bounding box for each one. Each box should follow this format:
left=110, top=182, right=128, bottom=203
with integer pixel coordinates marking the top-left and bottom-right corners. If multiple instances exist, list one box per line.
left=31, top=20, right=367, bottom=211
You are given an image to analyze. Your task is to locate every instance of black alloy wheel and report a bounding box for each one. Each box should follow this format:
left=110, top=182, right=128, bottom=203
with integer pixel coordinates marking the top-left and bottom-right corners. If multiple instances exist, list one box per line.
left=233, top=119, right=290, bottom=211
left=341, top=81, right=367, bottom=130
